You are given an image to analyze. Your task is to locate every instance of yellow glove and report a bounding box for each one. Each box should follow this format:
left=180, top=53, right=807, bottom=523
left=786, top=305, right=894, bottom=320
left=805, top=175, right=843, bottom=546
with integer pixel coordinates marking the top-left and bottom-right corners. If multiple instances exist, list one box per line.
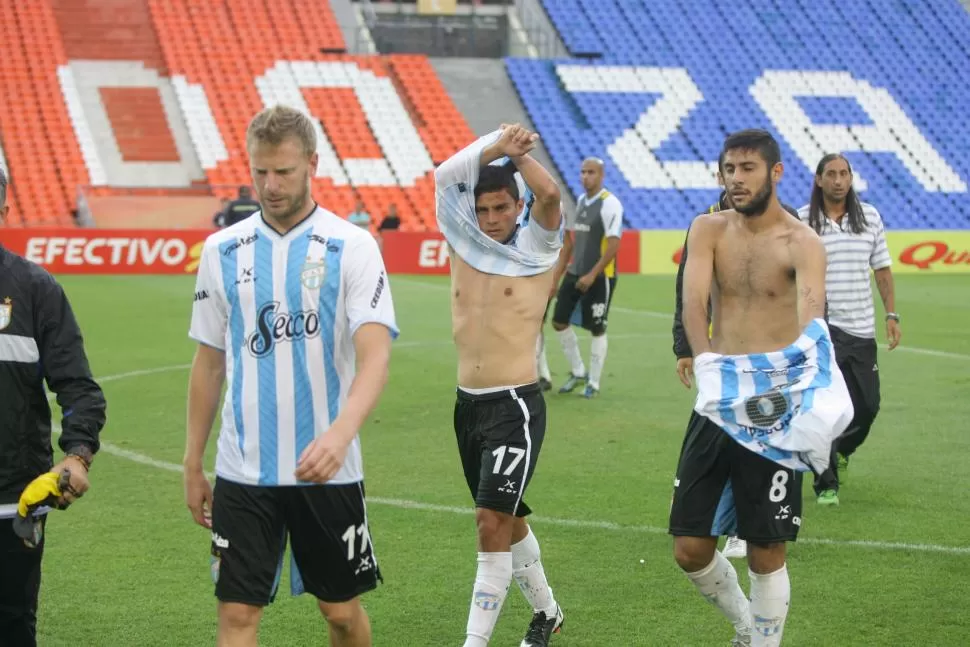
left=17, top=470, right=70, bottom=518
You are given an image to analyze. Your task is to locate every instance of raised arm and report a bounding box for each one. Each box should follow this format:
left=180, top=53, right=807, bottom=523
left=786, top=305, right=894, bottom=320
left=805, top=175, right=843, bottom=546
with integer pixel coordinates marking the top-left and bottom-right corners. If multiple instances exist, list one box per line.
left=682, top=216, right=717, bottom=357
left=793, top=230, right=828, bottom=329
left=433, top=126, right=519, bottom=191
left=510, top=153, right=561, bottom=231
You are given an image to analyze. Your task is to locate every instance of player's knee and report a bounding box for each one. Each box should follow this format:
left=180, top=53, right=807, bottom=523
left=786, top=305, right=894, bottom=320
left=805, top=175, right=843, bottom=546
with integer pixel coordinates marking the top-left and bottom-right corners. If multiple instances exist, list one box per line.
left=551, top=320, right=568, bottom=332
left=590, top=325, right=606, bottom=337
left=318, top=599, right=363, bottom=634
left=218, top=602, right=262, bottom=631
left=475, top=508, right=514, bottom=546
left=746, top=541, right=787, bottom=574
left=672, top=537, right=716, bottom=572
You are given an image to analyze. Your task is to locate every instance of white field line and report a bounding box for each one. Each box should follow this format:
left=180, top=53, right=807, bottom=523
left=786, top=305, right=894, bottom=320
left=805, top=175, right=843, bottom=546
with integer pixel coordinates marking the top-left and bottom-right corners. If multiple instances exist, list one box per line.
left=44, top=364, right=970, bottom=557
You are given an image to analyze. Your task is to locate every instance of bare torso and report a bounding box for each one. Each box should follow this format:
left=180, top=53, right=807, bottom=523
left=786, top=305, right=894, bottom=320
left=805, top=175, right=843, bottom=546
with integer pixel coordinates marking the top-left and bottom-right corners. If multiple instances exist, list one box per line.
left=710, top=211, right=807, bottom=355
left=450, top=253, right=554, bottom=388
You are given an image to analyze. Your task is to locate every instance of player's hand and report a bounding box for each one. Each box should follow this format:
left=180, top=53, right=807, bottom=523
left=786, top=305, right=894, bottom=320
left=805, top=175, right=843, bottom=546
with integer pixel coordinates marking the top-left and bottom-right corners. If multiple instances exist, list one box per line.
left=184, top=467, right=213, bottom=529
left=50, top=457, right=90, bottom=508
left=295, top=426, right=353, bottom=484
left=676, top=357, right=694, bottom=389
left=576, top=272, right=596, bottom=293
left=886, top=319, right=901, bottom=351
left=498, top=123, right=539, bottom=158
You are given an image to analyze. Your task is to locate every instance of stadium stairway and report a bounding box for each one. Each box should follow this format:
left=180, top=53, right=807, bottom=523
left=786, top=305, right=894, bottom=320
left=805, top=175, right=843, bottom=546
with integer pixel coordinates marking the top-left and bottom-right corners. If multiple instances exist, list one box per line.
left=431, top=57, right=573, bottom=212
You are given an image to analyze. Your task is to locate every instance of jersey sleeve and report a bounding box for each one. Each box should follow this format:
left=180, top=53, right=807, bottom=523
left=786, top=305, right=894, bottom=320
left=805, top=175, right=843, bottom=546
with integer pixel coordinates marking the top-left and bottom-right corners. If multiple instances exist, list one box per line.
left=188, top=241, right=228, bottom=350
left=516, top=208, right=564, bottom=256
left=869, top=208, right=893, bottom=270
left=343, top=234, right=400, bottom=339
left=600, top=195, right=624, bottom=237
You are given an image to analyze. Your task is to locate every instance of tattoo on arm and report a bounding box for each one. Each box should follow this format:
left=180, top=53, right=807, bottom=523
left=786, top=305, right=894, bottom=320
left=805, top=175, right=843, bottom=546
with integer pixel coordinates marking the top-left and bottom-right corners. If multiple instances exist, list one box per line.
left=799, top=285, right=824, bottom=318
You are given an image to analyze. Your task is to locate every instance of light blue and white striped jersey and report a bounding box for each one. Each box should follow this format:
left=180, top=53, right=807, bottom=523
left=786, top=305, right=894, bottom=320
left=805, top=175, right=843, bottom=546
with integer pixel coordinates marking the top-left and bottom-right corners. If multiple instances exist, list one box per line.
left=189, top=206, right=399, bottom=487
left=435, top=129, right=562, bottom=276
left=692, top=319, right=854, bottom=473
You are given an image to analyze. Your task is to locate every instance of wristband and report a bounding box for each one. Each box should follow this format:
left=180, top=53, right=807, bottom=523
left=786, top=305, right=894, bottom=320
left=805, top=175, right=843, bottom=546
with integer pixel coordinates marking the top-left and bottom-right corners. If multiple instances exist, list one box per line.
left=65, top=445, right=94, bottom=470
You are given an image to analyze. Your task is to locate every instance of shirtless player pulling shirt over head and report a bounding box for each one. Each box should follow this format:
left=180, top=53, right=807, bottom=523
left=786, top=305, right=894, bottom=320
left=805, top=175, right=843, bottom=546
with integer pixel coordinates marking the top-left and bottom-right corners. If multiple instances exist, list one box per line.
left=435, top=124, right=565, bottom=647
left=669, top=129, right=853, bottom=646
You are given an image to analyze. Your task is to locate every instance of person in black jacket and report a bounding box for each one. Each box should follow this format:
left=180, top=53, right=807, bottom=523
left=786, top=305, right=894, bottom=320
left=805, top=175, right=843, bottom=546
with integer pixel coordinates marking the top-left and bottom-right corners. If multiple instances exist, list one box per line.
left=0, top=168, right=107, bottom=647
left=221, top=186, right=261, bottom=227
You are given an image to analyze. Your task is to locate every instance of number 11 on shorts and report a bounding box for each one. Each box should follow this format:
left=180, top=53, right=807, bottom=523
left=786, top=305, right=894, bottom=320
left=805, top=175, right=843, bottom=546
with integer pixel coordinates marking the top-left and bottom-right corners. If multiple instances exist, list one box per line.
left=341, top=523, right=371, bottom=562
left=492, top=446, right=526, bottom=476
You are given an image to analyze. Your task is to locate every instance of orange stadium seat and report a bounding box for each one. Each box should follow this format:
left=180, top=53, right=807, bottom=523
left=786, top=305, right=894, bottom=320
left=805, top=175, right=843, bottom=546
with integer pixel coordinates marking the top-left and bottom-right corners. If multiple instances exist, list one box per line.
left=1, top=0, right=475, bottom=231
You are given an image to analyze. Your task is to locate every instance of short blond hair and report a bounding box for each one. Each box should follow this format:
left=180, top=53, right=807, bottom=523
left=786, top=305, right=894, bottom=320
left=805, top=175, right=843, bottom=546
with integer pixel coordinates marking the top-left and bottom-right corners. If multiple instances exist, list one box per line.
left=246, top=105, right=316, bottom=158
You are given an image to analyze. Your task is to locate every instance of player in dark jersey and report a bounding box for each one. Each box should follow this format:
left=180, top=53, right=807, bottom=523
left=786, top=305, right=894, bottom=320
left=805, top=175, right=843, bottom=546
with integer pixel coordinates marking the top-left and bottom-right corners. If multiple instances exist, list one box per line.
left=548, top=158, right=622, bottom=398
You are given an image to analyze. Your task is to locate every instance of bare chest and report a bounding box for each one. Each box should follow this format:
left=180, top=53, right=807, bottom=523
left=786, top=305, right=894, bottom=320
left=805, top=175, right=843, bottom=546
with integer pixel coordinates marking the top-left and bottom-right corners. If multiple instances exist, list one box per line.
left=714, top=234, right=796, bottom=299
left=451, top=256, right=551, bottom=322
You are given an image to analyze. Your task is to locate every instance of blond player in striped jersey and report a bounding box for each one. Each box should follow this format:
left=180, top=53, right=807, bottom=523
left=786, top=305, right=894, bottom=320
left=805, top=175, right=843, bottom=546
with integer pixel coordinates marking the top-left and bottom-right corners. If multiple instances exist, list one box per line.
left=185, top=106, right=398, bottom=647
left=798, top=153, right=901, bottom=506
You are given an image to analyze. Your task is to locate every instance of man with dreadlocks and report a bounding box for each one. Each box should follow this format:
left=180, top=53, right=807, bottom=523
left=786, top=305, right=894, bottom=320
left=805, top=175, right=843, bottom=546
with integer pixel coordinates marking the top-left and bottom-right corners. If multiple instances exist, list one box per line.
left=797, top=153, right=901, bottom=506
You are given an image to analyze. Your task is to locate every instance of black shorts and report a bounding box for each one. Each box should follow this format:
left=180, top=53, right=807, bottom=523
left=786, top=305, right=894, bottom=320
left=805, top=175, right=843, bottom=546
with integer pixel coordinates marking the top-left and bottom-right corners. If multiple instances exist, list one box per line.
left=454, top=383, right=546, bottom=517
left=552, top=272, right=615, bottom=335
left=210, top=477, right=381, bottom=606
left=668, top=412, right=803, bottom=543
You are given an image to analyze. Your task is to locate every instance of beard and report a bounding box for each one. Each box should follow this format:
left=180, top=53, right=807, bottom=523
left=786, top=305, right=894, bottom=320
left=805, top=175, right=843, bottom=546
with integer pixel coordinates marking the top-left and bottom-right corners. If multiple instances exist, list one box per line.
left=734, top=177, right=773, bottom=218
left=260, top=172, right=311, bottom=222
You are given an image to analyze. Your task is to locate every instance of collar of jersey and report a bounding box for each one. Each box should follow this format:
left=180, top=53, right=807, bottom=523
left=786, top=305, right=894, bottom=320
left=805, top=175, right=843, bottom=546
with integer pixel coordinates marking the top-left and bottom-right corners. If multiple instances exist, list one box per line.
left=255, top=202, right=320, bottom=240
left=581, top=188, right=608, bottom=205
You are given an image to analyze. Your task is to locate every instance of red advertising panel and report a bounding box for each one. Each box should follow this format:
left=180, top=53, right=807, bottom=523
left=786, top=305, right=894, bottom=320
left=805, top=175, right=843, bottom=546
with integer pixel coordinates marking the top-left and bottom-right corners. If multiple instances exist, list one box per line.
left=380, top=230, right=641, bottom=275
left=0, top=228, right=643, bottom=275
left=0, top=229, right=212, bottom=274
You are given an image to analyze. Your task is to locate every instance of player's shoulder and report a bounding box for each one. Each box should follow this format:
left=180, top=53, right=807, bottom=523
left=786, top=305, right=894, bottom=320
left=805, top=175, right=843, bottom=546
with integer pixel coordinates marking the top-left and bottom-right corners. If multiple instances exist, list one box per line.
left=203, top=217, right=259, bottom=251
left=692, top=210, right=730, bottom=232
left=686, top=212, right=729, bottom=249
left=788, top=217, right=825, bottom=251
left=310, top=207, right=380, bottom=253
left=601, top=190, right=622, bottom=208
left=1, top=246, right=60, bottom=296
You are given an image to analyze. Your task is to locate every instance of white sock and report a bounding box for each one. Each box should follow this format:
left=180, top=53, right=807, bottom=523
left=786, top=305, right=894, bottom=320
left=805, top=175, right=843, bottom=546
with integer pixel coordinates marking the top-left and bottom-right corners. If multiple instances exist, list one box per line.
left=511, top=527, right=558, bottom=616
left=463, top=552, right=513, bottom=647
left=685, top=552, right=752, bottom=638
left=536, top=332, right=551, bottom=382
left=588, top=334, right=608, bottom=389
left=749, top=564, right=791, bottom=646
left=556, top=327, right=585, bottom=377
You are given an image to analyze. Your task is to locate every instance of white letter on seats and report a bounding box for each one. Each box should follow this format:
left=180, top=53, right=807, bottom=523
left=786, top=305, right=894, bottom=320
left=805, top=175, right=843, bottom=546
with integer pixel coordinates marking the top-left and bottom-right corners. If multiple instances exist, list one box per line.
left=750, top=70, right=966, bottom=192
left=556, top=65, right=719, bottom=190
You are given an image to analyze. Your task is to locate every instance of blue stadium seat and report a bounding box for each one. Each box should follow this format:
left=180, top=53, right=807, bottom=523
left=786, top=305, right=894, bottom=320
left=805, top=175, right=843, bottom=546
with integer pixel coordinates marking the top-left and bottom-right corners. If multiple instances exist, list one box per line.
left=509, top=0, right=970, bottom=229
